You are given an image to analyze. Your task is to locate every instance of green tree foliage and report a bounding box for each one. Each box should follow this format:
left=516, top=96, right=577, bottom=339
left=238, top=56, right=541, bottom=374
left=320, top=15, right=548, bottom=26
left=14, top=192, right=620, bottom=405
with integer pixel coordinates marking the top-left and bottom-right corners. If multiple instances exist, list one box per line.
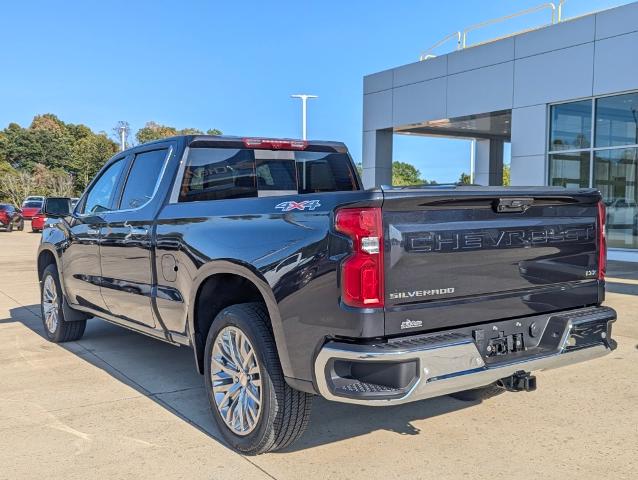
left=503, top=164, right=511, bottom=186
left=135, top=122, right=223, bottom=145
left=70, top=133, right=119, bottom=191
left=0, top=114, right=119, bottom=200
left=458, top=165, right=511, bottom=186
left=0, top=164, right=74, bottom=206
left=355, top=161, right=432, bottom=186
left=392, top=161, right=423, bottom=186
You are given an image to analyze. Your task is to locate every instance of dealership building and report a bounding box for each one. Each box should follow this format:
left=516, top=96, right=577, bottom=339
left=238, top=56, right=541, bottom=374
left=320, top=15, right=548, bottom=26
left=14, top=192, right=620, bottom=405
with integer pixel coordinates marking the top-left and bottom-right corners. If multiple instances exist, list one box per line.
left=362, top=1, right=638, bottom=259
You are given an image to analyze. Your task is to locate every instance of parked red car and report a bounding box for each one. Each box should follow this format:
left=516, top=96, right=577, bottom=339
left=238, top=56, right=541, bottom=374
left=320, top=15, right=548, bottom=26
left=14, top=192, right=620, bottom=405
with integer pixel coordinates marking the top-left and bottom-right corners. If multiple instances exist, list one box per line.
left=21, top=200, right=43, bottom=219
left=31, top=212, right=47, bottom=232
left=0, top=204, right=25, bottom=232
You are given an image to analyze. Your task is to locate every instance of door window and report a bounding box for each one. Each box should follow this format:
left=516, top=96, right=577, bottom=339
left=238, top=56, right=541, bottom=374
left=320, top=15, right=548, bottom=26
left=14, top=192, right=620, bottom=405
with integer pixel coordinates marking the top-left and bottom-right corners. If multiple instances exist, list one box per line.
left=82, top=158, right=126, bottom=214
left=119, top=149, right=168, bottom=210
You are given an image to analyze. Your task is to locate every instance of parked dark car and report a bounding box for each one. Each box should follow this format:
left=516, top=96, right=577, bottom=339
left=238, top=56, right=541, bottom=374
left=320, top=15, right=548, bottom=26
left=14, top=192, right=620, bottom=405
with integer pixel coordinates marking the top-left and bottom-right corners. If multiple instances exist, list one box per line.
left=0, top=204, right=24, bottom=232
left=21, top=200, right=43, bottom=219
left=37, top=135, right=616, bottom=454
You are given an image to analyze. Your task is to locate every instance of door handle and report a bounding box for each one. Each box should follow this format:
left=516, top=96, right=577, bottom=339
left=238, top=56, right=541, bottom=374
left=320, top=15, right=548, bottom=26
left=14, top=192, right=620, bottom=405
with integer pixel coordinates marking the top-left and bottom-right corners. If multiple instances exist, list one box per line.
left=124, top=225, right=149, bottom=242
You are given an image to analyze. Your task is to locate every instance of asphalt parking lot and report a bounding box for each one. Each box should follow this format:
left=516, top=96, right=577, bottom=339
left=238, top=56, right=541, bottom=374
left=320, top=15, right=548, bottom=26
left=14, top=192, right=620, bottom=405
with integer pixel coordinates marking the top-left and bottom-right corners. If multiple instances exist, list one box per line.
left=0, top=227, right=637, bottom=480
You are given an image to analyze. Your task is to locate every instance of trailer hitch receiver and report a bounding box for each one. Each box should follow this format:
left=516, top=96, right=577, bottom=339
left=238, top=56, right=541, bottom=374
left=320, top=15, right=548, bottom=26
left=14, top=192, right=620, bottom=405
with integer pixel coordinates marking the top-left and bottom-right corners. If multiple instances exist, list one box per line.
left=499, top=371, right=537, bottom=392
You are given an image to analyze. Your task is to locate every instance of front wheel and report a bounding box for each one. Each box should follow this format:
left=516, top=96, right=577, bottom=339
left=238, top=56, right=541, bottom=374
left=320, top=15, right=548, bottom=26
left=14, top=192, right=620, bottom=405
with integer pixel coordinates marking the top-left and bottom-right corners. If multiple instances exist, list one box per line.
left=204, top=303, right=312, bottom=455
left=40, top=264, right=86, bottom=342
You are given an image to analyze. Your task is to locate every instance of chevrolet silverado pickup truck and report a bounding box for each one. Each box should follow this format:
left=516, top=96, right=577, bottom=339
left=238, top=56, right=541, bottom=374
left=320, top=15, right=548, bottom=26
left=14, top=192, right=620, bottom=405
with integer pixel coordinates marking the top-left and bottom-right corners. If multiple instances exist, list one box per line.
left=38, top=135, right=617, bottom=454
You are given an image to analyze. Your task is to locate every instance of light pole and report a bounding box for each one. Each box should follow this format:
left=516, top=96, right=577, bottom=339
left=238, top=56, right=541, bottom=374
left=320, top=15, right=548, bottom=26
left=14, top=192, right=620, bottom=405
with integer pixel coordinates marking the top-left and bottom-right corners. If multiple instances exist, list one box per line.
left=291, top=94, right=318, bottom=140
left=119, top=125, right=126, bottom=151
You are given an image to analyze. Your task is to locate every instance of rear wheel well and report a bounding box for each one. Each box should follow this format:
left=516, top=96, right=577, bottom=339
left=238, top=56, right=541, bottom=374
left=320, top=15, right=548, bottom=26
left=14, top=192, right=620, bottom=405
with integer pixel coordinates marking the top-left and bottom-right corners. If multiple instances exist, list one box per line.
left=193, top=273, right=267, bottom=373
left=38, top=250, right=57, bottom=281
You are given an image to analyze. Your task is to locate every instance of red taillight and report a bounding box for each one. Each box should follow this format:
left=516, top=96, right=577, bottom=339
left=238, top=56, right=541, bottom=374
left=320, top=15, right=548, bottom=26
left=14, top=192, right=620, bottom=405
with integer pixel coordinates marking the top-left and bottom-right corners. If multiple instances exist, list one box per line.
left=597, top=201, right=607, bottom=281
left=335, top=207, right=384, bottom=308
left=243, top=138, right=307, bottom=150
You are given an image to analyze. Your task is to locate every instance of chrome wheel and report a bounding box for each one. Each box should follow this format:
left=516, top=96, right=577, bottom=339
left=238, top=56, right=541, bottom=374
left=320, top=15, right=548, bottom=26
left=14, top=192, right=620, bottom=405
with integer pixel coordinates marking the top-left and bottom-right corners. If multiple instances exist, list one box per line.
left=210, top=326, right=262, bottom=436
left=42, top=275, right=59, bottom=334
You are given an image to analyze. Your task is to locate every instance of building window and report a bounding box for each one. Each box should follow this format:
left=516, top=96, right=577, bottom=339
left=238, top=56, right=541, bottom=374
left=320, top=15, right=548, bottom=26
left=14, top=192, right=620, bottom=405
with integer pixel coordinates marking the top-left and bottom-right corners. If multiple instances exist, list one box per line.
left=549, top=100, right=592, bottom=151
left=594, top=148, right=638, bottom=249
left=548, top=151, right=590, bottom=188
left=548, top=92, right=638, bottom=249
left=595, top=93, right=638, bottom=148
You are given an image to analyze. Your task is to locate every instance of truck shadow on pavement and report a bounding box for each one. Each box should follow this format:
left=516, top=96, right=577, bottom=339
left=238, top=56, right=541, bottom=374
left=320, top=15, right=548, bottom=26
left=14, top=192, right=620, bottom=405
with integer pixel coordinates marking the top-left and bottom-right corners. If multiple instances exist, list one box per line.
left=4, top=305, right=478, bottom=453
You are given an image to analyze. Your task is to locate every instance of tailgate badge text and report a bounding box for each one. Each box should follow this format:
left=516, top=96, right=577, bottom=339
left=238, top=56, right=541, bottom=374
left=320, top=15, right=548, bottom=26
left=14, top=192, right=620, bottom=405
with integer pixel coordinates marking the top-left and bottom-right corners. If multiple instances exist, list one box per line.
left=400, top=319, right=423, bottom=330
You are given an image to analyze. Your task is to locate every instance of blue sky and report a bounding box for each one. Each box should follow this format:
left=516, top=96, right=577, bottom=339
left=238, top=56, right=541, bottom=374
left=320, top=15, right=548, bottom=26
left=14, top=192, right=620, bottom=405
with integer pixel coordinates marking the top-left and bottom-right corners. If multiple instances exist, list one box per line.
left=0, top=0, right=625, bottom=183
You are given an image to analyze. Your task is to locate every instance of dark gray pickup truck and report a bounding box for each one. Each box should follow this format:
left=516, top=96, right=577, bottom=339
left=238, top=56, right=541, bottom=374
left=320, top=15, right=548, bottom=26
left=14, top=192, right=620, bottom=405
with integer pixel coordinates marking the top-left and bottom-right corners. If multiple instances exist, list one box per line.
left=38, top=135, right=616, bottom=454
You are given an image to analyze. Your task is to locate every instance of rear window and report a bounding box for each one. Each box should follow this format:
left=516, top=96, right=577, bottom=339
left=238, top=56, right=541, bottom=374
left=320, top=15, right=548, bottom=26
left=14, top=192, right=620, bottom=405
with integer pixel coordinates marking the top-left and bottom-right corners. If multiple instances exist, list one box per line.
left=178, top=147, right=358, bottom=203
left=23, top=201, right=42, bottom=208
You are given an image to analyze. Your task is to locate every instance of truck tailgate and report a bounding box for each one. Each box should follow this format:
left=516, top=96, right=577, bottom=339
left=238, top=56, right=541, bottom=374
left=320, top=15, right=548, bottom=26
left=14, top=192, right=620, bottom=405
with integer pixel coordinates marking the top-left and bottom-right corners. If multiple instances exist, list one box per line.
left=383, top=188, right=603, bottom=336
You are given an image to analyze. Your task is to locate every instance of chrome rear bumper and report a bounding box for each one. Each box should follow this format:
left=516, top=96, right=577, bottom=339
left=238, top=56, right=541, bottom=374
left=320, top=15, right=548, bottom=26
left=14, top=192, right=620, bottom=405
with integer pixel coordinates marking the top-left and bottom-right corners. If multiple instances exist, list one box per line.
left=314, top=307, right=616, bottom=406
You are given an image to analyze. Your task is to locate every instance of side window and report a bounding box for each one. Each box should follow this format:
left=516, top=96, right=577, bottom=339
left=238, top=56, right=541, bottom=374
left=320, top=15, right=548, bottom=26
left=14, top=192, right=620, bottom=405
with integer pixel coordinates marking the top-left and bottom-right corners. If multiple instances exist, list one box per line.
left=179, top=148, right=256, bottom=202
left=82, top=158, right=126, bottom=214
left=119, top=149, right=168, bottom=210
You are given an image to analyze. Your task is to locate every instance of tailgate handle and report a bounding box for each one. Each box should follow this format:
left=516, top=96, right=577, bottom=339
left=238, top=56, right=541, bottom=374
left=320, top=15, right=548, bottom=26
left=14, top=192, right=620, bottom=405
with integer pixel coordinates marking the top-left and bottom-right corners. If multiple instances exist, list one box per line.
left=496, top=197, right=533, bottom=213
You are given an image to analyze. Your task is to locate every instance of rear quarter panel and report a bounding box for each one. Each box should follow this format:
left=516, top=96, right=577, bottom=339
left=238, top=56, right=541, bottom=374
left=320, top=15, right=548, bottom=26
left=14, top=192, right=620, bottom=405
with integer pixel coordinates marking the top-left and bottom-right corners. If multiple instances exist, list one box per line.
left=153, top=190, right=383, bottom=381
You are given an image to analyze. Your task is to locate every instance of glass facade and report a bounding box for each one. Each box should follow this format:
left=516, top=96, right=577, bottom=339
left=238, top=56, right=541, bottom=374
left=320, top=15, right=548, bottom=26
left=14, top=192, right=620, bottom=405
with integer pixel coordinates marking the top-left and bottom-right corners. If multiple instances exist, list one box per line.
left=549, top=92, right=638, bottom=249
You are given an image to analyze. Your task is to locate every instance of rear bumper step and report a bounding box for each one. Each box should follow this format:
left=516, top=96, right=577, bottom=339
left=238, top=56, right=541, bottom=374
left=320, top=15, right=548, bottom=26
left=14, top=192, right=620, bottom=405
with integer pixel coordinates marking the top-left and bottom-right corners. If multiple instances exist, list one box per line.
left=314, top=306, right=616, bottom=405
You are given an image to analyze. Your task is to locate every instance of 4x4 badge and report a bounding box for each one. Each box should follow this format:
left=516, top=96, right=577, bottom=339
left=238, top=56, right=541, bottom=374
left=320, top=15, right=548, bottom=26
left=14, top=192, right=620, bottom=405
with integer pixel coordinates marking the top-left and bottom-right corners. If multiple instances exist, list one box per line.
left=275, top=200, right=321, bottom=212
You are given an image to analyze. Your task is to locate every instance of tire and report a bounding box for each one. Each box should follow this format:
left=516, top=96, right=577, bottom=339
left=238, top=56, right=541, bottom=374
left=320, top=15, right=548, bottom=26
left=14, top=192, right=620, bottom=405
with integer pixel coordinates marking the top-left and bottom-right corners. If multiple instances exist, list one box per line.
left=40, top=264, right=86, bottom=342
left=449, top=382, right=504, bottom=402
left=17, top=220, right=24, bottom=231
left=204, top=303, right=312, bottom=455
left=6, top=222, right=13, bottom=232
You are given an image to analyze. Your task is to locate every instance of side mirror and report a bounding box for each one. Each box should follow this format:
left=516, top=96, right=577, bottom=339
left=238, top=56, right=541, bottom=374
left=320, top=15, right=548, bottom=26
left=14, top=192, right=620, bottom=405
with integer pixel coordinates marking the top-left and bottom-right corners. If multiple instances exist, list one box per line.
left=43, top=197, right=72, bottom=218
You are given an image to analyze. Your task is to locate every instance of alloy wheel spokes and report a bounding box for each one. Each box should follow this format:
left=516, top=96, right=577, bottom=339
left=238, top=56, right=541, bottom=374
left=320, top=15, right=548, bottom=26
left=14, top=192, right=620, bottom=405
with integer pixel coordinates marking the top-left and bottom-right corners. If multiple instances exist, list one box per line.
left=42, top=276, right=59, bottom=333
left=210, top=326, right=262, bottom=436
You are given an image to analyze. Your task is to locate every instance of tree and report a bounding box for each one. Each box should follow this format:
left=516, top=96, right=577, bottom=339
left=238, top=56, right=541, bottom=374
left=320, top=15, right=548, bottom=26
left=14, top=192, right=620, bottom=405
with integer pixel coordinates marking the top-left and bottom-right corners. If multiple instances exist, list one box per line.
left=458, top=165, right=510, bottom=186
left=0, top=171, right=35, bottom=206
left=2, top=116, right=74, bottom=172
left=0, top=160, right=14, bottom=175
left=135, top=121, right=223, bottom=145
left=0, top=114, right=123, bottom=201
left=179, top=128, right=204, bottom=135
left=135, top=121, right=177, bottom=144
left=70, top=133, right=119, bottom=191
left=0, top=164, right=76, bottom=204
left=392, top=161, right=422, bottom=186
left=503, top=164, right=511, bottom=186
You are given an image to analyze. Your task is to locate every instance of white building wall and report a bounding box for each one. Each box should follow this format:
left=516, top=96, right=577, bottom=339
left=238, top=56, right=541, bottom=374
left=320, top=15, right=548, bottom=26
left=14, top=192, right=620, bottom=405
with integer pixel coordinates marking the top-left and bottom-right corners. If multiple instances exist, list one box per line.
left=362, top=1, right=638, bottom=189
